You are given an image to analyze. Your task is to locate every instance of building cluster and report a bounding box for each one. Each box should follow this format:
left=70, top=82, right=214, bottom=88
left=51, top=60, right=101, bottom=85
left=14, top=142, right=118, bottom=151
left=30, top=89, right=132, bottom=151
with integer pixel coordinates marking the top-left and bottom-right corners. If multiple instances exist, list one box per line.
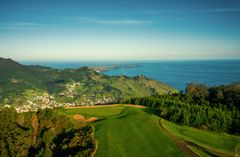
left=3, top=82, right=118, bottom=112
left=14, top=92, right=63, bottom=113
left=59, top=82, right=83, bottom=98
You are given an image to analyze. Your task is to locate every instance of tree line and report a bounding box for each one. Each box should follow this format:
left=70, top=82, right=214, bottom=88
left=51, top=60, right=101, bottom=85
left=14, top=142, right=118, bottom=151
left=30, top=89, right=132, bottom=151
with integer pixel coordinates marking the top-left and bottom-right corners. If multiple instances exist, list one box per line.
left=0, top=108, right=96, bottom=157
left=123, top=82, right=240, bottom=134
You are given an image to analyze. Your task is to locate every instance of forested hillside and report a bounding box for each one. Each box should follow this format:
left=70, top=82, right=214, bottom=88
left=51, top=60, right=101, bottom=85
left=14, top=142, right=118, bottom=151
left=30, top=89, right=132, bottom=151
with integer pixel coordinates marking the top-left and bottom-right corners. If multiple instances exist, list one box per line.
left=0, top=108, right=96, bottom=156
left=124, top=82, right=240, bottom=134
left=0, top=57, right=175, bottom=110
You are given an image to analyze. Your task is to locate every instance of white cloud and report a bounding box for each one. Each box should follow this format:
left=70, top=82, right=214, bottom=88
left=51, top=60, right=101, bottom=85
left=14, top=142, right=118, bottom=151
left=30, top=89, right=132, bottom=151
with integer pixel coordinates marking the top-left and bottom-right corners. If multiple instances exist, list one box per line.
left=141, top=8, right=240, bottom=14
left=0, top=22, right=53, bottom=30
left=73, top=16, right=153, bottom=25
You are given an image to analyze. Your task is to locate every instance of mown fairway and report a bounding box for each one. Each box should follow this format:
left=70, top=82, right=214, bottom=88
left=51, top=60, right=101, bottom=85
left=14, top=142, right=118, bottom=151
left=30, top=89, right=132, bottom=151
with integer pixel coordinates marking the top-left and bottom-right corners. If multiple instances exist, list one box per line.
left=161, top=119, right=240, bottom=156
left=60, top=105, right=240, bottom=157
left=60, top=106, right=125, bottom=118
left=61, top=105, right=187, bottom=157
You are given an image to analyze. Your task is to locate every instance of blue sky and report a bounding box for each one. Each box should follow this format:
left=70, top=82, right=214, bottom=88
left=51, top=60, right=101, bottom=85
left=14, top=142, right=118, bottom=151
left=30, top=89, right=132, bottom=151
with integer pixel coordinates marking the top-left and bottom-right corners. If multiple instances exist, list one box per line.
left=0, top=0, right=240, bottom=60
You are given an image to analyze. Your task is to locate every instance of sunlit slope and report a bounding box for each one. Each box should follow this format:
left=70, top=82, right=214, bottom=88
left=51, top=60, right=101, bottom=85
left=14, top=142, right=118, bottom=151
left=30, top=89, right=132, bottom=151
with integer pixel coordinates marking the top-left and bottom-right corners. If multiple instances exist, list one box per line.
left=0, top=57, right=176, bottom=106
left=61, top=106, right=187, bottom=157
left=60, top=106, right=125, bottom=118
left=161, top=119, right=240, bottom=156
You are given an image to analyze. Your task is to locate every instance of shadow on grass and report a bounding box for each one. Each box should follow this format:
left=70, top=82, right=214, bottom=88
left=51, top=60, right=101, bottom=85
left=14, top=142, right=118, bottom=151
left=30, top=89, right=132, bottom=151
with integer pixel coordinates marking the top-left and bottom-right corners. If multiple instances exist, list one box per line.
left=93, top=117, right=107, bottom=122
left=114, top=114, right=130, bottom=119
left=143, top=108, right=161, bottom=117
left=112, top=106, right=131, bottom=119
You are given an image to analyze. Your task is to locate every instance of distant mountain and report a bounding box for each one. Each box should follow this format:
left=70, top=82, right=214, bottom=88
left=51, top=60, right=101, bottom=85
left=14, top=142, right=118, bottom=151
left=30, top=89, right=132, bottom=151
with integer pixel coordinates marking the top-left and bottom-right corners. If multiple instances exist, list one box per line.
left=0, top=57, right=176, bottom=108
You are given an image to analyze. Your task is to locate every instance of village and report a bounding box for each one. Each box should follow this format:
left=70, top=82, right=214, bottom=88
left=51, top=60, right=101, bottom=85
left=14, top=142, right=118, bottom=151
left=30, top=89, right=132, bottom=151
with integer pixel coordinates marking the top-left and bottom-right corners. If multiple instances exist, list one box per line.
left=8, top=91, right=118, bottom=113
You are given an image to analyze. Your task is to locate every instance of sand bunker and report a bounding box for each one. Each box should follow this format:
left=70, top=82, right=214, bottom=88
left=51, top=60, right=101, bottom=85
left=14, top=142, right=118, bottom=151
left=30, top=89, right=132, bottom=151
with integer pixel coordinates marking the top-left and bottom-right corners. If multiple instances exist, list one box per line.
left=85, top=117, right=97, bottom=122
left=73, top=114, right=97, bottom=122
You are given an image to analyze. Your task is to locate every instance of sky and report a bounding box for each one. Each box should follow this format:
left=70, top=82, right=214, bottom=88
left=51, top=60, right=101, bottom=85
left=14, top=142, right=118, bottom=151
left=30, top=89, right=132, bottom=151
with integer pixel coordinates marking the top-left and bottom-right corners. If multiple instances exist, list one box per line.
left=0, top=0, right=240, bottom=61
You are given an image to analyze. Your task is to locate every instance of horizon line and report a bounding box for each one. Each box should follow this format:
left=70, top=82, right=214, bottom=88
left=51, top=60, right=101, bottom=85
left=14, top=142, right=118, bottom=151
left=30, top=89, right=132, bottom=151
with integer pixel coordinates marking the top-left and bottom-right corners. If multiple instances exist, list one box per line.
left=17, top=58, right=240, bottom=62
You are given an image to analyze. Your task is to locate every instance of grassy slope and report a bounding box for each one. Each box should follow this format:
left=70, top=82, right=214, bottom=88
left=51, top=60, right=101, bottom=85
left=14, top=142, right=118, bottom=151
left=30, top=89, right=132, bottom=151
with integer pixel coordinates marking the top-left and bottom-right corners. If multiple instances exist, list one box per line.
left=108, top=76, right=177, bottom=98
left=61, top=106, right=187, bottom=157
left=161, top=120, right=240, bottom=156
left=187, top=146, right=212, bottom=157
left=0, top=57, right=176, bottom=105
left=60, top=106, right=125, bottom=118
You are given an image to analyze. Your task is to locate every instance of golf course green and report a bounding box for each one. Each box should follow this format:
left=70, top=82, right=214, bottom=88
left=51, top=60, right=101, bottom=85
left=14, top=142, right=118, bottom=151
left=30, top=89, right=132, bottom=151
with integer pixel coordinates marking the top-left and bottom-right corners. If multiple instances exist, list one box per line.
left=59, top=105, right=240, bottom=157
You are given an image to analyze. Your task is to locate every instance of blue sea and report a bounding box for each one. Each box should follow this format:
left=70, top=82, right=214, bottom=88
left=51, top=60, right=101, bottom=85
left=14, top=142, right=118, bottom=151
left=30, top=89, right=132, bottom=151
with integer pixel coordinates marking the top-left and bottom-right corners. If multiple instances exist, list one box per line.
left=21, top=60, right=240, bottom=90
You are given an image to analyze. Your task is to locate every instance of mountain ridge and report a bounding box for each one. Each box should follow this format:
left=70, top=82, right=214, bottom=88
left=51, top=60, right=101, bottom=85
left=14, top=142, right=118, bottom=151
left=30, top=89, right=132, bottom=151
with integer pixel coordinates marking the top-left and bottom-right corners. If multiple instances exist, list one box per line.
left=0, top=57, right=176, bottom=111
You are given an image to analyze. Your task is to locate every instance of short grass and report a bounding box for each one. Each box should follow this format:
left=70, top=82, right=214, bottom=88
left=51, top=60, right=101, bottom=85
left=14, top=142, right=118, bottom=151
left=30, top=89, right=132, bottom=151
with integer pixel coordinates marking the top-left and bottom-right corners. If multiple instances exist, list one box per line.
left=61, top=105, right=240, bottom=157
left=62, top=106, right=187, bottom=157
left=59, top=106, right=124, bottom=118
left=161, top=119, right=240, bottom=156
left=187, top=146, right=212, bottom=157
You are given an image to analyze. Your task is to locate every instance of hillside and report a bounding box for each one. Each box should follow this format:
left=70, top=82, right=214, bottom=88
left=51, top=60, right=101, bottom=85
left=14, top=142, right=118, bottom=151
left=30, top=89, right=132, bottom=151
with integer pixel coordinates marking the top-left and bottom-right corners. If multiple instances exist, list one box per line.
left=0, top=57, right=176, bottom=110
left=59, top=105, right=240, bottom=157
left=59, top=106, right=187, bottom=157
left=0, top=108, right=97, bottom=157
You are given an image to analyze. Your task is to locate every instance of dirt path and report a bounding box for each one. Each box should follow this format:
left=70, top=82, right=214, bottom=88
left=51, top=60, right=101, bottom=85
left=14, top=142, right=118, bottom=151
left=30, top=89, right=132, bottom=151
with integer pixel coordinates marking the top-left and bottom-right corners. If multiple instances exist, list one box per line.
left=158, top=120, right=199, bottom=157
left=185, top=141, right=231, bottom=157
left=65, top=104, right=145, bottom=109
left=159, top=119, right=231, bottom=157
left=31, top=114, right=39, bottom=145
left=123, top=104, right=145, bottom=108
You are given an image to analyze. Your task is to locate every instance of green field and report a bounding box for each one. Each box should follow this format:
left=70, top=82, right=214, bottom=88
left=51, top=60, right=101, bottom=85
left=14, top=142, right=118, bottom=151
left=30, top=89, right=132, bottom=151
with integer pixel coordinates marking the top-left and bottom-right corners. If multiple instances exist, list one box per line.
left=60, top=106, right=125, bottom=118
left=161, top=119, right=240, bottom=156
left=60, top=105, right=240, bottom=157
left=60, top=106, right=187, bottom=157
left=187, top=146, right=212, bottom=157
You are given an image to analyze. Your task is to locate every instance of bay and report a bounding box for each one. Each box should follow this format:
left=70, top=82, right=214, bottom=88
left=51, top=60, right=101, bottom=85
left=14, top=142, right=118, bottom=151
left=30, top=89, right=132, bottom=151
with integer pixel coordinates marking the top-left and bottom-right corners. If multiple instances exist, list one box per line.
left=21, top=60, right=240, bottom=90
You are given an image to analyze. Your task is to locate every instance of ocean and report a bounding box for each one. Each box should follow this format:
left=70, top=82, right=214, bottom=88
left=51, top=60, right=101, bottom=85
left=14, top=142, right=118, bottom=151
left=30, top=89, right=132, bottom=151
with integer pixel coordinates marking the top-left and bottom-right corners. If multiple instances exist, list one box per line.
left=21, top=60, right=240, bottom=90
